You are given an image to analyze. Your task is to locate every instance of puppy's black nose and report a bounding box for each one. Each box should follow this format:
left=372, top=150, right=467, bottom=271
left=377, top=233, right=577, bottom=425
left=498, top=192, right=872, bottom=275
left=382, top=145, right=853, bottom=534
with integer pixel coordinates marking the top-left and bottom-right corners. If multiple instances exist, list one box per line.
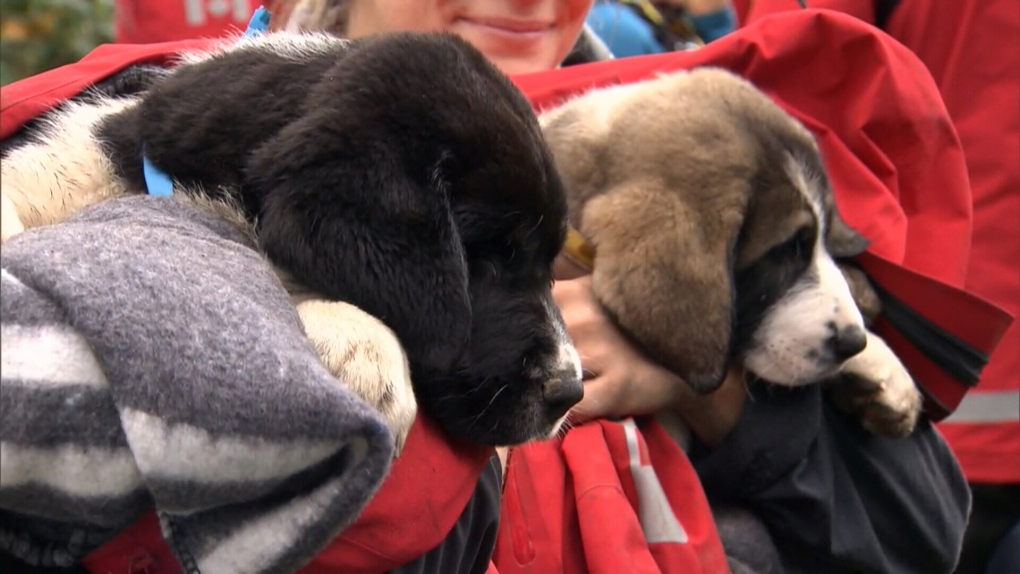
left=829, top=325, right=867, bottom=362
left=543, top=370, right=584, bottom=419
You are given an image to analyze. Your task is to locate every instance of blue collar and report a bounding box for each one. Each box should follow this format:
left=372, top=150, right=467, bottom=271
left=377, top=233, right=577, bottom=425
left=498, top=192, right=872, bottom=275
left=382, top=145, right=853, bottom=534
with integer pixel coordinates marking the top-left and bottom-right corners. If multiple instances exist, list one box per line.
left=142, top=5, right=272, bottom=196
left=241, top=5, right=272, bottom=39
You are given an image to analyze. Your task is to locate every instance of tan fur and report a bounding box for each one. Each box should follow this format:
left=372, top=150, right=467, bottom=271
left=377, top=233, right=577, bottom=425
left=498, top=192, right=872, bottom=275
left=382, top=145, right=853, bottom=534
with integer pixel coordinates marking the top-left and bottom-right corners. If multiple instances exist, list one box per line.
left=542, top=67, right=922, bottom=436
left=272, top=260, right=417, bottom=452
left=296, top=299, right=416, bottom=452
left=175, top=193, right=260, bottom=245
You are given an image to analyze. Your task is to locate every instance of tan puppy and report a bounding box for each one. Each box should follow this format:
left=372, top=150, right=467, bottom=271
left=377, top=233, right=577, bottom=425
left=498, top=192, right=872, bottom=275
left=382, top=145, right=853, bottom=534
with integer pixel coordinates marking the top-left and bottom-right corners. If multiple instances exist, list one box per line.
left=541, top=67, right=922, bottom=437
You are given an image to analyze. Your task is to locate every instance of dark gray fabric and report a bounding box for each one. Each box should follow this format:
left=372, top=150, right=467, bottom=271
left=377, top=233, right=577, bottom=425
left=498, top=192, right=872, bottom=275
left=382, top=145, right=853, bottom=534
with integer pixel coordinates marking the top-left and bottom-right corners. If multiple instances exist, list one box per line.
left=983, top=518, right=1020, bottom=574
left=712, top=504, right=784, bottom=574
left=956, top=484, right=1020, bottom=574
left=0, top=196, right=395, bottom=574
left=0, top=513, right=103, bottom=573
left=691, top=382, right=970, bottom=574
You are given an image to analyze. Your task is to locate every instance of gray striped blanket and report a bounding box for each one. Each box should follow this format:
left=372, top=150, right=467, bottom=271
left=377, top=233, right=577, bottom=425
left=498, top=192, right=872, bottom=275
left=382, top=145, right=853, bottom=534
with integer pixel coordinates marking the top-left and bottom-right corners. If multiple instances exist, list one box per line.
left=0, top=196, right=394, bottom=573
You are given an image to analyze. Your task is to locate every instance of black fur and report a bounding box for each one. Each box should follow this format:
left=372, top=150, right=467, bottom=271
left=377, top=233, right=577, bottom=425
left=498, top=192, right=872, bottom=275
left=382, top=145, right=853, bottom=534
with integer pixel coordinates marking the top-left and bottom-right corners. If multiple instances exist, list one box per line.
left=94, top=32, right=577, bottom=445
left=733, top=223, right=815, bottom=352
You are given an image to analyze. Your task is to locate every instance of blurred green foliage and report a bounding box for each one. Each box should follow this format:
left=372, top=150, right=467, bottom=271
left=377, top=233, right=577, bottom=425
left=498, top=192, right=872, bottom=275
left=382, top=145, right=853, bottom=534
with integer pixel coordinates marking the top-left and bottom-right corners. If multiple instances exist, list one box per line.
left=1, top=0, right=115, bottom=86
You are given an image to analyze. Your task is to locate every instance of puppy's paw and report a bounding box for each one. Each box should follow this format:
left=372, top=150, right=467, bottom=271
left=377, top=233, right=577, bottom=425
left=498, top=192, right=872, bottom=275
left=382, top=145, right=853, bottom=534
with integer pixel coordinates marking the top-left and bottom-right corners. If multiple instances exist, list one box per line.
left=1, top=189, right=26, bottom=244
left=828, top=330, right=922, bottom=438
left=296, top=299, right=417, bottom=455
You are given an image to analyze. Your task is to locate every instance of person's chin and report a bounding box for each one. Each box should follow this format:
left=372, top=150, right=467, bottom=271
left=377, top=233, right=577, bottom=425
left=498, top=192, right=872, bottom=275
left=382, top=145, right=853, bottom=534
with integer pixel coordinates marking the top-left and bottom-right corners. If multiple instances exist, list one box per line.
left=487, top=51, right=559, bottom=75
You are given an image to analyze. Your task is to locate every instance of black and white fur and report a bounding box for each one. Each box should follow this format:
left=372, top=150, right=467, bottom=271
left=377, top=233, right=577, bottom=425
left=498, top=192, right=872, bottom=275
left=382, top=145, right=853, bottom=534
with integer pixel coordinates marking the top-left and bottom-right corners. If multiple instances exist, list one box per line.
left=0, top=31, right=583, bottom=448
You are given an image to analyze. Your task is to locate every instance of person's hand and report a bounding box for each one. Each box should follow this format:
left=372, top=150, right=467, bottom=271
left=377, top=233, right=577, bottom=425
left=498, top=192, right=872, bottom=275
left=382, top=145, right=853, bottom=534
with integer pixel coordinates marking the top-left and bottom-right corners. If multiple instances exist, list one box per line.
left=553, top=275, right=686, bottom=422
left=552, top=264, right=748, bottom=448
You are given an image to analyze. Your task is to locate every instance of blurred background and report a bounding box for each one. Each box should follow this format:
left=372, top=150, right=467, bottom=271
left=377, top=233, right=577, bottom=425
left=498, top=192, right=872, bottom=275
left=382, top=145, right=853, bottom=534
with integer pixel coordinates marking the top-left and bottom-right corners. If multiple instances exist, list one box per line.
left=1, top=0, right=115, bottom=86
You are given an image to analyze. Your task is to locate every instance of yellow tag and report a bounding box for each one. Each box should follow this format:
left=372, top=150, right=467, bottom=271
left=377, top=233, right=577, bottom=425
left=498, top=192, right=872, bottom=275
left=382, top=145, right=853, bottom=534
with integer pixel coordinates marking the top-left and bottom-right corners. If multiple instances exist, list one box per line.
left=563, top=226, right=595, bottom=271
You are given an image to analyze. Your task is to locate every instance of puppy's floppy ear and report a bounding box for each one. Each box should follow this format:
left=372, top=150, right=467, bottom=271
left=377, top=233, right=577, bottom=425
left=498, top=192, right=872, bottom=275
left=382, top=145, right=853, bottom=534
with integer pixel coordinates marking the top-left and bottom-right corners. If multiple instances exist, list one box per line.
left=246, top=117, right=472, bottom=377
left=582, top=179, right=749, bottom=393
left=825, top=203, right=870, bottom=258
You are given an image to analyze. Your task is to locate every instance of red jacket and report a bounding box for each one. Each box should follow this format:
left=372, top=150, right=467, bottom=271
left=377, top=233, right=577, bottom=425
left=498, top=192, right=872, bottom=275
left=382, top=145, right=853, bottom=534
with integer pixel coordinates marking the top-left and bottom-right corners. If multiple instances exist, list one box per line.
left=746, top=0, right=1020, bottom=485
left=113, top=0, right=262, bottom=43
left=495, top=420, right=729, bottom=574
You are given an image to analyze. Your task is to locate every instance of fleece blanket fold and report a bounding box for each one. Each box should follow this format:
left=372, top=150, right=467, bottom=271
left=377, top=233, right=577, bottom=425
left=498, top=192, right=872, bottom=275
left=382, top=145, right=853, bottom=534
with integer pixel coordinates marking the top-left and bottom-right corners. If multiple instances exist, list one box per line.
left=0, top=195, right=394, bottom=574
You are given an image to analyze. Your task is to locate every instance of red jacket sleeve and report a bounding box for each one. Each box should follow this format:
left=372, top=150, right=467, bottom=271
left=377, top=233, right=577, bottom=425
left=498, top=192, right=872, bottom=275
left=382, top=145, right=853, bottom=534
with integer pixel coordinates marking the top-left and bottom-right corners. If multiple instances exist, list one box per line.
left=1, top=39, right=221, bottom=140
left=300, top=417, right=492, bottom=573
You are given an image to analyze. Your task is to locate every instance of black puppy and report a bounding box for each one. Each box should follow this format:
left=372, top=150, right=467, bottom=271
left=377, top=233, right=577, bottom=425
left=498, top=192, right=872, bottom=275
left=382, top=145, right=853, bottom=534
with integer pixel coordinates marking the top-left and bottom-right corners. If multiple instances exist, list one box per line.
left=1, top=31, right=583, bottom=446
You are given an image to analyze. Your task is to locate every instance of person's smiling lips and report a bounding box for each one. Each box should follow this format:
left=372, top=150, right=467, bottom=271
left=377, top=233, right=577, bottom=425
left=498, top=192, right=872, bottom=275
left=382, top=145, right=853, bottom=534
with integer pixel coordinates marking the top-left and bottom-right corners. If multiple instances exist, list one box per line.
left=454, top=15, right=555, bottom=48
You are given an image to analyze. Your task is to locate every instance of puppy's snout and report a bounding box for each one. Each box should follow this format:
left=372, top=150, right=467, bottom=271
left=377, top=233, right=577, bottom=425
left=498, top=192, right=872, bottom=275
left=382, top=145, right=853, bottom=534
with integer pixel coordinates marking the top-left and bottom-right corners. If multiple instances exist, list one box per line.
left=828, top=324, right=867, bottom=362
left=543, top=370, right=584, bottom=418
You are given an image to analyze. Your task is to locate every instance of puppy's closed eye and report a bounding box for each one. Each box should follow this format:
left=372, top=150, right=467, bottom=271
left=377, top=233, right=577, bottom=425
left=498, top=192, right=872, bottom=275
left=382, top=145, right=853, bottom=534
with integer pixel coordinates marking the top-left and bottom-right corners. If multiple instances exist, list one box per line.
left=772, top=225, right=815, bottom=260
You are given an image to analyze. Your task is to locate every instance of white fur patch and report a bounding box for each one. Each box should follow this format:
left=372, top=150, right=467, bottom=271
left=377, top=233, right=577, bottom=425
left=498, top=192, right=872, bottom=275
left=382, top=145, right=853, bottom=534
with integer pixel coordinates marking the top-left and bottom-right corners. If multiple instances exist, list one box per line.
left=1, top=192, right=25, bottom=242
left=544, top=295, right=583, bottom=438
left=232, top=30, right=349, bottom=59
left=179, top=30, right=349, bottom=66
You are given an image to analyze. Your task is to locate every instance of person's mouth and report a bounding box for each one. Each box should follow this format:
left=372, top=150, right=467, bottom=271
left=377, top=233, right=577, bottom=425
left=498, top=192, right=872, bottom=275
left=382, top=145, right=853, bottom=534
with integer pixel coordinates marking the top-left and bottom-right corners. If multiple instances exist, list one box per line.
left=456, top=17, right=554, bottom=41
